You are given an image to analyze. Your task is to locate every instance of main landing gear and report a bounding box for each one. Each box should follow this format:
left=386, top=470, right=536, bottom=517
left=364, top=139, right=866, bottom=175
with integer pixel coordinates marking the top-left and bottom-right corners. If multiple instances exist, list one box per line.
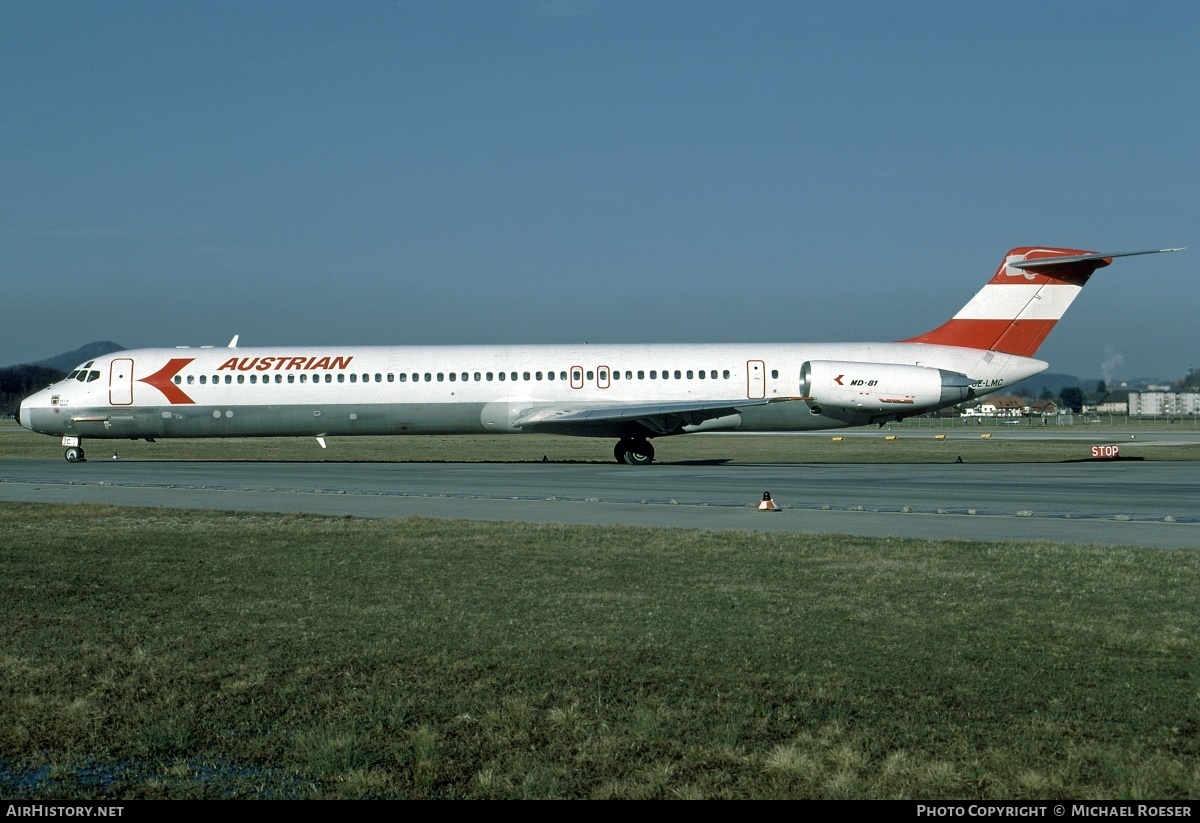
left=614, top=438, right=654, bottom=466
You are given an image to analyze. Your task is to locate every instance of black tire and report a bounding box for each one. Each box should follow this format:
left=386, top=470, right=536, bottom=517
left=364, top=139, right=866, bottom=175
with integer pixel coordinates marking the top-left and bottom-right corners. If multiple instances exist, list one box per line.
left=64, top=447, right=82, bottom=462
left=617, top=439, right=654, bottom=465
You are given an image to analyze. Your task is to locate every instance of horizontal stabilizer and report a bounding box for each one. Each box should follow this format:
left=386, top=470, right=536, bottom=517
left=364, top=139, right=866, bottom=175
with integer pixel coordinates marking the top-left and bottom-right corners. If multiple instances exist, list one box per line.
left=1007, top=248, right=1183, bottom=271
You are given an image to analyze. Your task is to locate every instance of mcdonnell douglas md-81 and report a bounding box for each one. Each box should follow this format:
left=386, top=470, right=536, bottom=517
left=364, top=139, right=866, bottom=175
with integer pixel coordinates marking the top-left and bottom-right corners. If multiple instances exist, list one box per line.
left=17, top=246, right=1180, bottom=464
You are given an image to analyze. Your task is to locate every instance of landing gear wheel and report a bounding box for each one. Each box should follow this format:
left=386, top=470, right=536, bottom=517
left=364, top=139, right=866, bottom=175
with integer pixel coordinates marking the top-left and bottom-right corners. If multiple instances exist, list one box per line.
left=614, top=438, right=654, bottom=465
left=64, top=447, right=86, bottom=463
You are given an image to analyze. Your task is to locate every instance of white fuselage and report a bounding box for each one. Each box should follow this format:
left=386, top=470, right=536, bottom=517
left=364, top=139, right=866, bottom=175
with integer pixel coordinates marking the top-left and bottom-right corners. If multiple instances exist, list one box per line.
left=19, top=341, right=1045, bottom=442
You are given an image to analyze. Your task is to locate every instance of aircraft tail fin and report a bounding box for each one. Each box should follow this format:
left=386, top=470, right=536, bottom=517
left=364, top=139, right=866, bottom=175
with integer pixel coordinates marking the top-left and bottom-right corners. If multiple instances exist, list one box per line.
left=903, top=247, right=1181, bottom=357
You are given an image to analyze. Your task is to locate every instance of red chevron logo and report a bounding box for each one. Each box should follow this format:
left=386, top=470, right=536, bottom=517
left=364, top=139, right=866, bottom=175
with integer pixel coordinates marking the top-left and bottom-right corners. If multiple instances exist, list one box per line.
left=137, top=358, right=195, bottom=405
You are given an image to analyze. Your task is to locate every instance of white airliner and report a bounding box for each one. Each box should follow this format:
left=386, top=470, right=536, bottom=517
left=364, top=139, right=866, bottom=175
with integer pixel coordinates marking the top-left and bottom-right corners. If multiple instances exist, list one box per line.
left=17, top=246, right=1179, bottom=464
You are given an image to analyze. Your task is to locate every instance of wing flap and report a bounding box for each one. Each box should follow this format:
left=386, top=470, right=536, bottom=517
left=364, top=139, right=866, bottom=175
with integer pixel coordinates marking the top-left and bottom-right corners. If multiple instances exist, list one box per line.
left=514, top=397, right=797, bottom=436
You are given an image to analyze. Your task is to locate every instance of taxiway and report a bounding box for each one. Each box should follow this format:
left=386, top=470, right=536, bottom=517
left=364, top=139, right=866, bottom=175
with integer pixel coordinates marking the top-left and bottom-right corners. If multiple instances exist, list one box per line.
left=1, top=458, right=1196, bottom=548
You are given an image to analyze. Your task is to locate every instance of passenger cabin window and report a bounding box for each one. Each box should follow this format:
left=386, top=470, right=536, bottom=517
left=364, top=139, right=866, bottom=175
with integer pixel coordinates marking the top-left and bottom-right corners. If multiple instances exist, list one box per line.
left=771, top=369, right=779, bottom=379
left=200, top=375, right=207, bottom=384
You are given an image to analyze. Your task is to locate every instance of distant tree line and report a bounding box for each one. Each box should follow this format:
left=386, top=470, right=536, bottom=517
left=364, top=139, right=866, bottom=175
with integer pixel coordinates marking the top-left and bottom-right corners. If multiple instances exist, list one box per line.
left=0, top=365, right=65, bottom=417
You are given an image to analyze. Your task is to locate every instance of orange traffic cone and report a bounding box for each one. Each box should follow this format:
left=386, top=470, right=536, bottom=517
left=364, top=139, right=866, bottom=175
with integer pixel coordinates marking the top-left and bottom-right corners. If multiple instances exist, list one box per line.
left=757, top=491, right=780, bottom=512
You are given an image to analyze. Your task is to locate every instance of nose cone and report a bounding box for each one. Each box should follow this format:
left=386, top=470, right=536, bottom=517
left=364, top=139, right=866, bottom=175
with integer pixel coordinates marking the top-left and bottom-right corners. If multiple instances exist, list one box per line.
left=17, top=389, right=53, bottom=434
left=17, top=395, right=31, bottom=430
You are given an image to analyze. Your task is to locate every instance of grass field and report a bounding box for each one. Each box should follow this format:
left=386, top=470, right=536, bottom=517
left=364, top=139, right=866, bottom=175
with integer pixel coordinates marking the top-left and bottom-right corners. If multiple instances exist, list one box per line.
left=3, top=417, right=1200, bottom=464
left=2, top=504, right=1196, bottom=799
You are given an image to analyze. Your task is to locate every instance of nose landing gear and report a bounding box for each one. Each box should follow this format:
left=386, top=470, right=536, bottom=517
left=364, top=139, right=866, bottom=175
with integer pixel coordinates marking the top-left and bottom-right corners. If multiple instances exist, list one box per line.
left=62, top=437, right=87, bottom=462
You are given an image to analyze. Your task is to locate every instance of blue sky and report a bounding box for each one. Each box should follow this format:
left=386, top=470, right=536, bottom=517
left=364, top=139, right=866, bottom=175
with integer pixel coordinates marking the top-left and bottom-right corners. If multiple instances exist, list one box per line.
left=2, top=1, right=1196, bottom=380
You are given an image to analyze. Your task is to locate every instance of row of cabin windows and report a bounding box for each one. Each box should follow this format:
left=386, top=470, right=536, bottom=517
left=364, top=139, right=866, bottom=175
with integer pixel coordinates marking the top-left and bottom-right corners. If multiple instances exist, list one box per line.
left=172, top=368, right=742, bottom=386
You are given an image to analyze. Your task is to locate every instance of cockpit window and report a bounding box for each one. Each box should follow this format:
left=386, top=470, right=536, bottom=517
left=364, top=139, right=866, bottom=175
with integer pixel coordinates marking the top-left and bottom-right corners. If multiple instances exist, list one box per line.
left=71, top=362, right=96, bottom=382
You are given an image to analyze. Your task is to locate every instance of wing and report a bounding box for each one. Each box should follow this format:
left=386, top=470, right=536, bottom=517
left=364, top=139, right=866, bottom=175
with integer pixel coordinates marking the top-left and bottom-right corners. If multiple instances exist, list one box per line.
left=512, top=397, right=799, bottom=437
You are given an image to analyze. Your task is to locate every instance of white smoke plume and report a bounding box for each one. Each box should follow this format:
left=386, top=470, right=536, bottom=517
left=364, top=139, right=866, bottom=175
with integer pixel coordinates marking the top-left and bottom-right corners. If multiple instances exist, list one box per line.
left=1100, top=345, right=1124, bottom=387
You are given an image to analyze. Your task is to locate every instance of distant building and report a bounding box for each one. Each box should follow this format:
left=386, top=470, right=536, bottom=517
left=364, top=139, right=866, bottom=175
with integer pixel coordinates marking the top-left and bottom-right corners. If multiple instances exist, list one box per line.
left=960, top=400, right=1022, bottom=418
left=1127, top=392, right=1200, bottom=416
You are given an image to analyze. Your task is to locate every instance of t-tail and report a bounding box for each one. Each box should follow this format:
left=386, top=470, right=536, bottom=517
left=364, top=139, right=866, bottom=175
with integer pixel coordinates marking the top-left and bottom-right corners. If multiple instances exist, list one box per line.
left=903, top=246, right=1182, bottom=357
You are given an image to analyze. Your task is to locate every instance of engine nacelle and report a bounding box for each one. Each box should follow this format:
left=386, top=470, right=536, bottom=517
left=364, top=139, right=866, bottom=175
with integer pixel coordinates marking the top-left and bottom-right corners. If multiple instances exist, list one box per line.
left=799, top=360, right=973, bottom=413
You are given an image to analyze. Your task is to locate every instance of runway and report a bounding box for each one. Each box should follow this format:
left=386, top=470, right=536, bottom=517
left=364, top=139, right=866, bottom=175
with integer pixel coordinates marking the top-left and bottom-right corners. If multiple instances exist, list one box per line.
left=1, top=457, right=1197, bottom=548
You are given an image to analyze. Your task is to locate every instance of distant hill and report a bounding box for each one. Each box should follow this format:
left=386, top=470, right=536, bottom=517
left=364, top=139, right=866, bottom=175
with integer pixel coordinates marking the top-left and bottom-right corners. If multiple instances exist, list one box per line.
left=1012, top=373, right=1083, bottom=399
left=1009, top=372, right=1172, bottom=399
left=30, top=341, right=126, bottom=373
left=0, top=342, right=125, bottom=416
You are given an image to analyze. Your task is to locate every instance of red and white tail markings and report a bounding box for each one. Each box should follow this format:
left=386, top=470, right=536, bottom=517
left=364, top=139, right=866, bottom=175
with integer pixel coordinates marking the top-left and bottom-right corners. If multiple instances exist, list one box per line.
left=903, top=247, right=1180, bottom=358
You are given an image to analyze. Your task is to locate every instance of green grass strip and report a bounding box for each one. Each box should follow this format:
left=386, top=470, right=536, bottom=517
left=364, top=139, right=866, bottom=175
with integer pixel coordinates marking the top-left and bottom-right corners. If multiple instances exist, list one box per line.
left=1, top=503, right=1196, bottom=798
